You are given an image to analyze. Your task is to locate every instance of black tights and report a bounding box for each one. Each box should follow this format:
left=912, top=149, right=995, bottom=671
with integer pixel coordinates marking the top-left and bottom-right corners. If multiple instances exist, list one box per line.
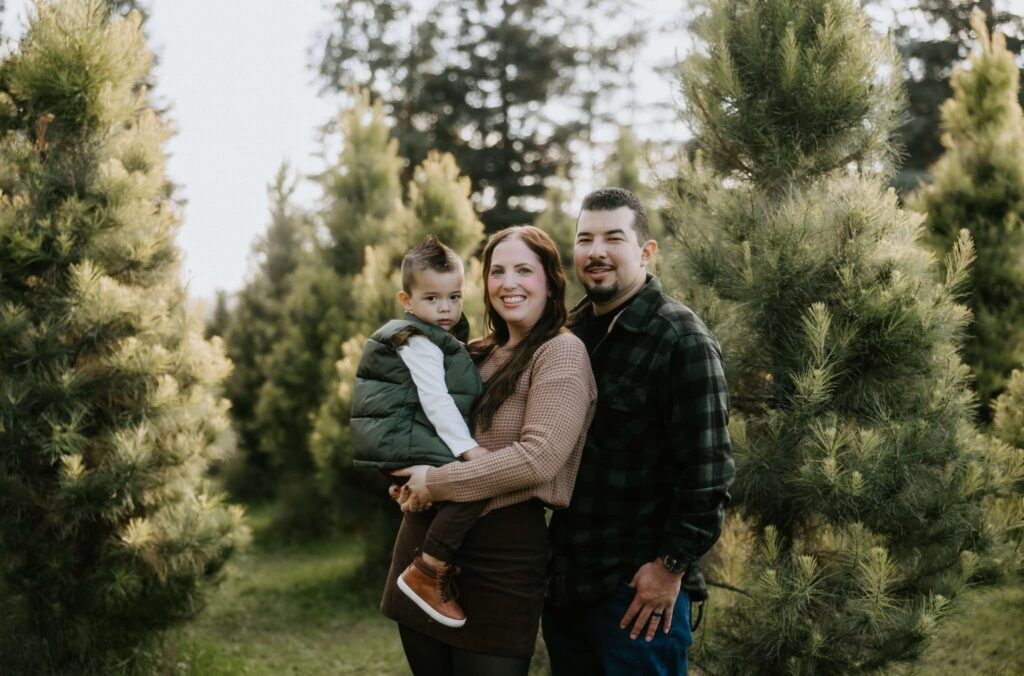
left=398, top=624, right=531, bottom=676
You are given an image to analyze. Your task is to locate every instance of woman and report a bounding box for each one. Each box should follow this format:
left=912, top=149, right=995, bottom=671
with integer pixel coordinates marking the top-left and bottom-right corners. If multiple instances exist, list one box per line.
left=383, top=226, right=597, bottom=675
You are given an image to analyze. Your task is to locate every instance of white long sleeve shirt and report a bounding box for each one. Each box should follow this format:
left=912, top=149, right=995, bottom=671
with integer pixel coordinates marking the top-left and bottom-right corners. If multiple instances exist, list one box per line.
left=397, top=335, right=479, bottom=458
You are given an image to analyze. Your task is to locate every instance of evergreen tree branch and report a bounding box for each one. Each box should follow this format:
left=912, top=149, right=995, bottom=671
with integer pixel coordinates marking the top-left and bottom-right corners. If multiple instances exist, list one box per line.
left=705, top=578, right=753, bottom=597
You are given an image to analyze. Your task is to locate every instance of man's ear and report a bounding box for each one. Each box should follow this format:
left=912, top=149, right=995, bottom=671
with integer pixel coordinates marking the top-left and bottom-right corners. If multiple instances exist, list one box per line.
left=397, top=290, right=412, bottom=311
left=640, top=240, right=658, bottom=267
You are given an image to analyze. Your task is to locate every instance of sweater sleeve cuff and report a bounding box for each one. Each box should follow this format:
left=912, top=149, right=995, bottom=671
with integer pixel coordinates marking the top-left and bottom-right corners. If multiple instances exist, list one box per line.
left=425, top=465, right=455, bottom=502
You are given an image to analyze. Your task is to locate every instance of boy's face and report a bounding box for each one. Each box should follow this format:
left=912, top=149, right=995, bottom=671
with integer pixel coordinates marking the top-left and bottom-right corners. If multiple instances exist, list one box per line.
left=398, top=268, right=465, bottom=331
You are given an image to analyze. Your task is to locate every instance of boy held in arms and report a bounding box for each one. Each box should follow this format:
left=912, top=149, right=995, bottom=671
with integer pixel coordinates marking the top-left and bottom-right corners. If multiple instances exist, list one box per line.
left=351, top=235, right=488, bottom=629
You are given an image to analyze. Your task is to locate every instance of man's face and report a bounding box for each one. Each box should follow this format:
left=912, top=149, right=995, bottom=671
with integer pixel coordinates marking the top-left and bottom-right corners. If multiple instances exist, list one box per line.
left=398, top=268, right=465, bottom=332
left=574, top=206, right=656, bottom=311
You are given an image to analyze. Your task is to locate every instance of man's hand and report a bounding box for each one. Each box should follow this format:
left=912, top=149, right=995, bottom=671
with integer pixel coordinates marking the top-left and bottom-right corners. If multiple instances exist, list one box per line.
left=619, top=559, right=683, bottom=642
left=460, top=445, right=489, bottom=461
left=390, top=466, right=434, bottom=509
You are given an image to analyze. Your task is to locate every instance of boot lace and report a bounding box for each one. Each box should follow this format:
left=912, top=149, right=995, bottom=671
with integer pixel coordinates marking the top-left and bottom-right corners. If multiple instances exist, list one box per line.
left=438, top=564, right=461, bottom=603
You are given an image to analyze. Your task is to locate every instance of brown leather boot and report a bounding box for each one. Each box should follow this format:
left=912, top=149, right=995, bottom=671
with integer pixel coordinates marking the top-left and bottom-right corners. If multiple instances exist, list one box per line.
left=397, top=555, right=467, bottom=628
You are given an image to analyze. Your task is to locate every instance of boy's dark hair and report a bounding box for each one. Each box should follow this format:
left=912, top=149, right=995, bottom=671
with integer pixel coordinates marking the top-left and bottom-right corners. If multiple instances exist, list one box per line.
left=578, top=187, right=650, bottom=241
left=401, top=235, right=462, bottom=293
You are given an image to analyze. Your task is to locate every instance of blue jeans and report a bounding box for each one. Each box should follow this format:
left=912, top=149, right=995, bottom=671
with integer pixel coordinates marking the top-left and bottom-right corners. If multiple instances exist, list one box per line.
left=543, top=581, right=692, bottom=676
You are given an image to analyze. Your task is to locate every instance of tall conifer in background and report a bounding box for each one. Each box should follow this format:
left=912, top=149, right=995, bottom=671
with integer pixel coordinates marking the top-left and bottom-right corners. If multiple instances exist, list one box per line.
left=251, top=93, right=407, bottom=534
left=204, top=290, right=230, bottom=339
left=535, top=173, right=583, bottom=302
left=909, top=10, right=1024, bottom=420
left=603, top=124, right=664, bottom=247
left=317, top=0, right=645, bottom=232
left=0, top=2, right=247, bottom=672
left=606, top=125, right=643, bottom=193
left=665, top=0, right=1009, bottom=671
left=983, top=367, right=1024, bottom=575
left=994, top=370, right=1024, bottom=450
left=221, top=165, right=311, bottom=502
left=988, top=368, right=1024, bottom=572
left=864, top=0, right=1024, bottom=192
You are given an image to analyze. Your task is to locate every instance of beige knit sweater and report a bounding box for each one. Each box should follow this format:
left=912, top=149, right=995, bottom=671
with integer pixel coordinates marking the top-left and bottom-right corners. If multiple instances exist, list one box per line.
left=424, top=331, right=597, bottom=513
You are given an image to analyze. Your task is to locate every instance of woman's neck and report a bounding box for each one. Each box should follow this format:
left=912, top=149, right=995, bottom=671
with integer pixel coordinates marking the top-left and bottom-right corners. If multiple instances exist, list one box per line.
left=505, top=326, right=527, bottom=347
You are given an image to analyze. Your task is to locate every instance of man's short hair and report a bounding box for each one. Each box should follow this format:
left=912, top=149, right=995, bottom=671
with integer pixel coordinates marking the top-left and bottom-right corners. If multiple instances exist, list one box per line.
left=401, top=235, right=463, bottom=293
left=579, top=187, right=650, bottom=242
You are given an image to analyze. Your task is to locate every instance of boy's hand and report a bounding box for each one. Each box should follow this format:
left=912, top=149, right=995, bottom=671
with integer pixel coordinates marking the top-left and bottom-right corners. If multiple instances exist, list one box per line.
left=461, top=446, right=489, bottom=461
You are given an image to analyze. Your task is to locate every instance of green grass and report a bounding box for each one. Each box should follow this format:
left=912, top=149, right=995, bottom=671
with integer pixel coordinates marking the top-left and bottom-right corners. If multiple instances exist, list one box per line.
left=908, top=582, right=1024, bottom=676
left=160, top=508, right=1020, bottom=675
left=160, top=507, right=550, bottom=675
left=160, top=509, right=408, bottom=675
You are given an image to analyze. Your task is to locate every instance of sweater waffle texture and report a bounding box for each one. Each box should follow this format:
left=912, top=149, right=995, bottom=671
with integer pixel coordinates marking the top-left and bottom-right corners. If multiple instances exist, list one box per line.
left=425, top=331, right=597, bottom=513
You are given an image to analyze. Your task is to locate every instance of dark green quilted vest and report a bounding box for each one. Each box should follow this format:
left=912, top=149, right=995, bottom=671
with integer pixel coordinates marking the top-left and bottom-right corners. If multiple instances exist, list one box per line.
left=351, top=313, right=482, bottom=470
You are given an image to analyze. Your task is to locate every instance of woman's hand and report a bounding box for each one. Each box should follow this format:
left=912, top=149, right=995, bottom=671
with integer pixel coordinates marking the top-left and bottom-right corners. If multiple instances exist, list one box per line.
left=390, top=466, right=434, bottom=510
left=388, top=483, right=430, bottom=513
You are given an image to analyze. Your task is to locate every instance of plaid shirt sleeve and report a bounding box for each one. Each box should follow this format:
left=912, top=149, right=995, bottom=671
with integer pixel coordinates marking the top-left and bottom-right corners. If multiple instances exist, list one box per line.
left=658, top=332, right=735, bottom=563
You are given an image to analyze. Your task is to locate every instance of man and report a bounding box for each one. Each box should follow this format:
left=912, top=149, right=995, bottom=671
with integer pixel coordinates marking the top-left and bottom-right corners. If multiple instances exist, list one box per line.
left=543, top=187, right=735, bottom=675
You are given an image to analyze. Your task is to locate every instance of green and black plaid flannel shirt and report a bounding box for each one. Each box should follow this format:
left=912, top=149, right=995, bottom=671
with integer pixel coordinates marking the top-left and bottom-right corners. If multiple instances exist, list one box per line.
left=549, top=274, right=735, bottom=604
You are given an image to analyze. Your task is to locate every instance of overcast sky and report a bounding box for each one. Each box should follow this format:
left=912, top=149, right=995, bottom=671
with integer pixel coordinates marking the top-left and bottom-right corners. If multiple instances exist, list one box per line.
left=0, top=0, right=694, bottom=306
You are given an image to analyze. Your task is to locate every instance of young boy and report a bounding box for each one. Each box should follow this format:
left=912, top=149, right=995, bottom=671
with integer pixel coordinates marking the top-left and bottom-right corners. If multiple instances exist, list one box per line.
left=351, top=235, right=488, bottom=629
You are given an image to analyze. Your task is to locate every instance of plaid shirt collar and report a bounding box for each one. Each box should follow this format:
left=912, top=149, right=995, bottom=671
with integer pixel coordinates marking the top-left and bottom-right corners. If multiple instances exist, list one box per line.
left=569, top=273, right=663, bottom=335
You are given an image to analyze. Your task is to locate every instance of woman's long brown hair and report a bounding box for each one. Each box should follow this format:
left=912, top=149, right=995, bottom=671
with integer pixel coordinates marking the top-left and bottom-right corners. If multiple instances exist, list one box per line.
left=468, top=226, right=568, bottom=432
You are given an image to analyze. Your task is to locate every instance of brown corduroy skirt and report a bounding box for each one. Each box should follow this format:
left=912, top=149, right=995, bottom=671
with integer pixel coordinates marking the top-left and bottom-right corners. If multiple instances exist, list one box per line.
left=380, top=499, right=549, bottom=658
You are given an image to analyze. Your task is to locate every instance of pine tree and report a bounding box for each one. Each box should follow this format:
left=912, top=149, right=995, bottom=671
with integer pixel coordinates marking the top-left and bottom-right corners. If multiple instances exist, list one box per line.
left=993, top=369, right=1024, bottom=450
left=317, top=0, right=645, bottom=232
left=250, top=262, right=346, bottom=534
left=909, top=10, right=1024, bottom=420
left=607, top=125, right=643, bottom=193
left=317, top=91, right=410, bottom=278
left=204, top=290, right=231, bottom=339
left=603, top=124, right=665, bottom=242
left=666, top=0, right=999, bottom=671
left=987, top=369, right=1024, bottom=573
left=534, top=172, right=584, bottom=304
left=864, top=0, right=1024, bottom=192
left=221, top=165, right=311, bottom=502
left=251, top=92, right=411, bottom=534
left=0, top=2, right=247, bottom=672
left=407, top=151, right=485, bottom=258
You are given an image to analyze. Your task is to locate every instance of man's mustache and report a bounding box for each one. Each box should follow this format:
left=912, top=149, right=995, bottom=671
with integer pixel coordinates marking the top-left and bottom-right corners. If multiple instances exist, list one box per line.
left=584, top=262, right=615, bottom=272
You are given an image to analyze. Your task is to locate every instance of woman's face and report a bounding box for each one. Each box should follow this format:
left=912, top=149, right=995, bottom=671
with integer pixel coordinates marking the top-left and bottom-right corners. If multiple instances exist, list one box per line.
left=487, top=236, right=549, bottom=340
